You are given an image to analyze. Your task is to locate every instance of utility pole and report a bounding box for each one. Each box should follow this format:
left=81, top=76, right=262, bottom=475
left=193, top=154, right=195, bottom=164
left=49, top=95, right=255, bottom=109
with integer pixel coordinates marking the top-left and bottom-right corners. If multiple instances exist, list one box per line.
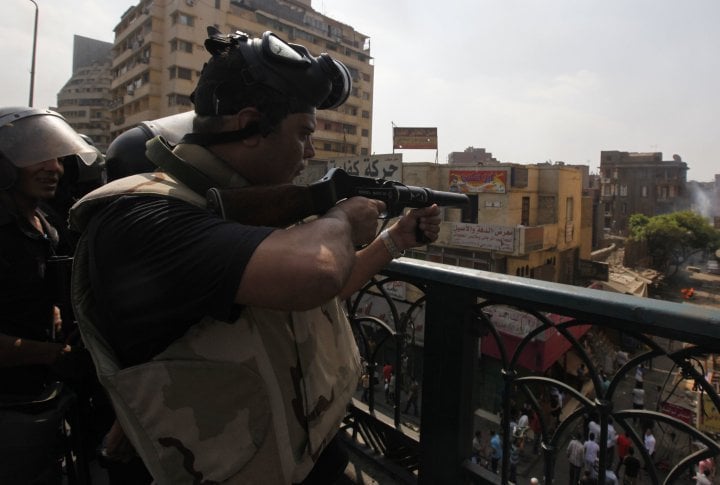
left=28, top=0, right=39, bottom=107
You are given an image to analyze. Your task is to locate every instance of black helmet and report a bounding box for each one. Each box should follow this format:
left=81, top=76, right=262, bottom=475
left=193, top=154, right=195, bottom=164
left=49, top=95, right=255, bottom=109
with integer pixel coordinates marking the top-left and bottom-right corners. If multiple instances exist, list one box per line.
left=191, top=27, right=352, bottom=116
left=105, top=111, right=194, bottom=181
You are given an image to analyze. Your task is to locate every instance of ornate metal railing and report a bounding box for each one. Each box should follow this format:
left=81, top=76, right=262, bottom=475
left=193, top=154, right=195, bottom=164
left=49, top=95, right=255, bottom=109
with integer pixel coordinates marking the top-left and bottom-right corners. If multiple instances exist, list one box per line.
left=341, top=258, right=720, bottom=485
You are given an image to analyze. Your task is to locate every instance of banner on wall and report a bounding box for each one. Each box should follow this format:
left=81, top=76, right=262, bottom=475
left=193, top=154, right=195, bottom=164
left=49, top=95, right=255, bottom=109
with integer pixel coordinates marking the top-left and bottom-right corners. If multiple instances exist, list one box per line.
left=449, top=170, right=507, bottom=193
left=450, top=222, right=515, bottom=252
left=393, top=127, right=438, bottom=149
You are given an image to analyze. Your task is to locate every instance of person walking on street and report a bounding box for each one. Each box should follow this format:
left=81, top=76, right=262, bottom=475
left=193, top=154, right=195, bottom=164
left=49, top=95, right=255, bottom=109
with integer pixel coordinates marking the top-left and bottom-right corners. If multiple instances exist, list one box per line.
left=530, top=409, right=542, bottom=454
left=694, top=469, right=712, bottom=485
left=567, top=433, right=584, bottom=485
left=631, top=382, right=644, bottom=423
left=577, top=363, right=587, bottom=392
left=605, top=417, right=618, bottom=468
left=604, top=467, right=619, bottom=485
left=620, top=447, right=641, bottom=485
left=643, top=428, right=656, bottom=465
left=472, top=430, right=484, bottom=465
left=615, top=431, right=631, bottom=473
left=509, top=437, right=520, bottom=484
left=584, top=433, right=600, bottom=479
left=490, top=429, right=502, bottom=474
left=360, top=371, right=370, bottom=403
left=403, top=378, right=419, bottom=416
left=634, top=364, right=645, bottom=386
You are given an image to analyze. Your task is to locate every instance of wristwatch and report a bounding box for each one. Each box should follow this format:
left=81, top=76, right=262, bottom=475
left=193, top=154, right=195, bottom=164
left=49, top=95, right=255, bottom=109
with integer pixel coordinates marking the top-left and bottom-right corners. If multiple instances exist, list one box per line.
left=380, top=229, right=405, bottom=258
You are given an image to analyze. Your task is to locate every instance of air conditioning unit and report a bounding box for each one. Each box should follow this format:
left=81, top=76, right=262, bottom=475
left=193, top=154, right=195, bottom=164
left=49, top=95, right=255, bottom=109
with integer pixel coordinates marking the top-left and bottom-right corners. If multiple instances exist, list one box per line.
left=126, top=85, right=135, bottom=95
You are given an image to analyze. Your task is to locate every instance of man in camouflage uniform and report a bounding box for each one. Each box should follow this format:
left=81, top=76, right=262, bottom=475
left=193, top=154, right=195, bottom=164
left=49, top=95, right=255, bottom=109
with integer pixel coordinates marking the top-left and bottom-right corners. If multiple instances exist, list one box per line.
left=70, top=28, right=441, bottom=484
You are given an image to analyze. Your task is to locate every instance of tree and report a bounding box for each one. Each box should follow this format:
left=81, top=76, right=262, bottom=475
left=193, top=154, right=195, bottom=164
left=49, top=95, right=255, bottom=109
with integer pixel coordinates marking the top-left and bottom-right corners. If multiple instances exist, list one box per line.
left=628, top=211, right=720, bottom=276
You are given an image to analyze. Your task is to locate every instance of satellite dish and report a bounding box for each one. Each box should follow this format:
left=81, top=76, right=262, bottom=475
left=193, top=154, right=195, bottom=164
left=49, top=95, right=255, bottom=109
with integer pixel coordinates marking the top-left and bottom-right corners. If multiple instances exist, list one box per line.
left=672, top=154, right=682, bottom=162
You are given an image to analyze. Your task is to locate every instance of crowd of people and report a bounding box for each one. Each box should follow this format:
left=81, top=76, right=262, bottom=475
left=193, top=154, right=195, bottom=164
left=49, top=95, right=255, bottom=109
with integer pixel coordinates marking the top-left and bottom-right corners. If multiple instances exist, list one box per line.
left=468, top=360, right=718, bottom=485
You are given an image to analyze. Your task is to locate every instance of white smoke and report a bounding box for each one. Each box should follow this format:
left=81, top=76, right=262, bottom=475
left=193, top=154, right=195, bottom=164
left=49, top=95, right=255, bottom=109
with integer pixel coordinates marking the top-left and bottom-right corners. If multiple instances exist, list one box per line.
left=687, top=183, right=713, bottom=220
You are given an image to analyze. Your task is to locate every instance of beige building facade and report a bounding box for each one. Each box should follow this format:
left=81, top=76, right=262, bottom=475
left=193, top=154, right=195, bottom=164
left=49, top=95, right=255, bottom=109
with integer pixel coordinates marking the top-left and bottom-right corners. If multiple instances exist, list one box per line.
left=400, top=161, right=586, bottom=285
left=109, top=0, right=373, bottom=160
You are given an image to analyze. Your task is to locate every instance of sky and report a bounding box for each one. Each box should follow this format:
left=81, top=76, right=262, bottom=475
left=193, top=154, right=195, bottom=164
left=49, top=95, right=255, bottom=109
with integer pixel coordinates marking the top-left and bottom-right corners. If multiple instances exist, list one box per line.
left=1, top=0, right=718, bottom=181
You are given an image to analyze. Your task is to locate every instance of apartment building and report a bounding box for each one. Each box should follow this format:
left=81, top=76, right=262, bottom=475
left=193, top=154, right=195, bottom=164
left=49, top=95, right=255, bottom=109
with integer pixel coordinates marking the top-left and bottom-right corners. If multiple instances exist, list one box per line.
left=599, top=150, right=689, bottom=235
left=399, top=161, right=587, bottom=285
left=56, top=35, right=113, bottom=151
left=109, top=0, right=373, bottom=160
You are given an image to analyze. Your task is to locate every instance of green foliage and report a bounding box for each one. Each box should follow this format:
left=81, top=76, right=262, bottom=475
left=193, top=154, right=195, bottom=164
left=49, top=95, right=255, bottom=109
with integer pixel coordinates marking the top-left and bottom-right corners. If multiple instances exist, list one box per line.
left=627, top=211, right=720, bottom=274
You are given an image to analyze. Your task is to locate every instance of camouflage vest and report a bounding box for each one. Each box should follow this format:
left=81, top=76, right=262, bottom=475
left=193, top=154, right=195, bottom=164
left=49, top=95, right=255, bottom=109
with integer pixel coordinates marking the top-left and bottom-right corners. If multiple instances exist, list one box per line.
left=70, top=138, right=361, bottom=484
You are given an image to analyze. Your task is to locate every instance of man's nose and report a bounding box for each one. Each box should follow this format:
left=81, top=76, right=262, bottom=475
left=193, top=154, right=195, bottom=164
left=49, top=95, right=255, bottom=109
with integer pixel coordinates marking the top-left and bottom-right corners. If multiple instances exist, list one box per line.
left=43, top=158, right=64, bottom=174
left=304, top=138, right=316, bottom=159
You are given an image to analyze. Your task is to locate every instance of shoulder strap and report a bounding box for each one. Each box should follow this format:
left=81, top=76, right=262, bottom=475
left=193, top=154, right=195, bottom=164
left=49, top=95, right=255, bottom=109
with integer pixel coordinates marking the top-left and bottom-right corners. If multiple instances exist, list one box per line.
left=145, top=136, right=215, bottom=196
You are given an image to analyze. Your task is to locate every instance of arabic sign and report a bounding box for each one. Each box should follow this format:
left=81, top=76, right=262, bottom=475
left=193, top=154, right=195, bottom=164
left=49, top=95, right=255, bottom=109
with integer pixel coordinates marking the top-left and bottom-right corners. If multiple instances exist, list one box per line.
left=483, top=305, right=547, bottom=341
left=451, top=222, right=515, bottom=252
left=393, top=127, right=438, bottom=149
left=326, top=154, right=403, bottom=181
left=449, top=170, right=508, bottom=194
left=699, top=394, right=720, bottom=433
left=660, top=401, right=694, bottom=425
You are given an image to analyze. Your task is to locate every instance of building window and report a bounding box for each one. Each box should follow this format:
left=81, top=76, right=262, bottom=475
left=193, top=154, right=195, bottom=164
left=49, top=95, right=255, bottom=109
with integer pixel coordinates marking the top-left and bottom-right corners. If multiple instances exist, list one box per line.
left=521, top=197, right=530, bottom=226
left=167, top=93, right=192, bottom=107
left=170, top=39, right=193, bottom=53
left=566, top=197, right=574, bottom=222
left=361, top=129, right=369, bottom=137
left=619, top=185, right=628, bottom=197
left=360, top=147, right=368, bottom=155
left=621, top=203, right=627, bottom=215
left=168, top=66, right=192, bottom=80
left=361, top=110, right=370, bottom=119
left=177, top=67, right=192, bottom=80
left=641, top=186, right=648, bottom=197
left=171, top=12, right=195, bottom=26
left=215, top=0, right=221, bottom=8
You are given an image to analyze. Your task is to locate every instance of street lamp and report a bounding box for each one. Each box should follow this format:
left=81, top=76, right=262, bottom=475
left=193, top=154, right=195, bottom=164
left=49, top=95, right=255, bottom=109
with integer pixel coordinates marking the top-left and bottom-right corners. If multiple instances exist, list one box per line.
left=28, top=0, right=39, bottom=107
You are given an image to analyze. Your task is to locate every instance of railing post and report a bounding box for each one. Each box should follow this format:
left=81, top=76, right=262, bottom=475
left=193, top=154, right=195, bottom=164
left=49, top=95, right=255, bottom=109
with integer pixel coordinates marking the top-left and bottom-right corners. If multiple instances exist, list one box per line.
left=418, top=282, right=477, bottom=484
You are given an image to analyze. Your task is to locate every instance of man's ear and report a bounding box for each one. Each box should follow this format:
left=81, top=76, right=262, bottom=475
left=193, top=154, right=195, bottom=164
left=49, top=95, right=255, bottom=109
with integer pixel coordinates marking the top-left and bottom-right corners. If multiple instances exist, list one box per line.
left=232, top=108, right=263, bottom=146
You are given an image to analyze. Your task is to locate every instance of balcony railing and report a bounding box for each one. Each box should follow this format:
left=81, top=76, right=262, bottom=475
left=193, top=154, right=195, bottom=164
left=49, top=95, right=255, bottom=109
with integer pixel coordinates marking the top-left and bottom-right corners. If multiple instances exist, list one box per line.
left=340, top=258, right=720, bottom=484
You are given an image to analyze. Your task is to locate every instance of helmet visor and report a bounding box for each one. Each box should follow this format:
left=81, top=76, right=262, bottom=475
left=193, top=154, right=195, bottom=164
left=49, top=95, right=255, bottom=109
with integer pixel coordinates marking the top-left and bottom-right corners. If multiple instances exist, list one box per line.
left=0, top=108, right=98, bottom=168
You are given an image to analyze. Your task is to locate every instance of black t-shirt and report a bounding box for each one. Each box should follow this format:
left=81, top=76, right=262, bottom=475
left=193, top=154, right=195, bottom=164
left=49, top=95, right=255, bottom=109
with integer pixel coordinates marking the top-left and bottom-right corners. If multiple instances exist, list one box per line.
left=0, top=210, right=56, bottom=341
left=623, top=455, right=641, bottom=477
left=0, top=202, right=63, bottom=394
left=87, top=195, right=274, bottom=367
